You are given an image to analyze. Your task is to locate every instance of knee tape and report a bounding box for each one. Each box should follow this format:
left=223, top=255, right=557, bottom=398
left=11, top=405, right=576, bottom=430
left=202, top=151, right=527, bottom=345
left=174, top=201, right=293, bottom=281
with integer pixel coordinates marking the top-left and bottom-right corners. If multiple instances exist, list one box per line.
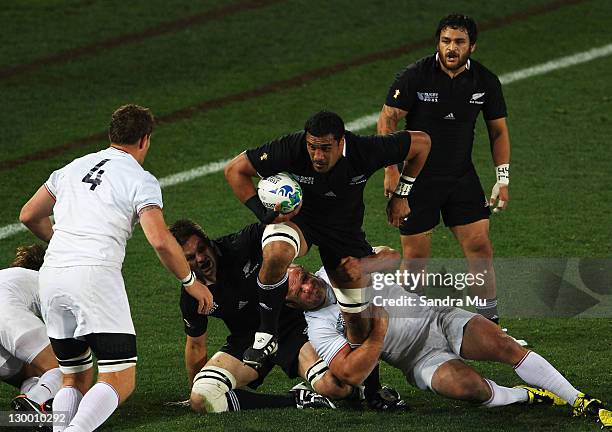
left=306, top=359, right=329, bottom=388
left=191, top=366, right=237, bottom=413
left=57, top=348, right=93, bottom=374
left=262, top=223, right=301, bottom=258
left=332, top=286, right=371, bottom=313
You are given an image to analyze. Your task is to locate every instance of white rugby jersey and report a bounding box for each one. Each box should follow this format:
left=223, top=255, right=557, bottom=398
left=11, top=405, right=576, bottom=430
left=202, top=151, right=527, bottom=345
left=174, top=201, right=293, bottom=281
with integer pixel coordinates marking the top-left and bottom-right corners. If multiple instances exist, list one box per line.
left=43, top=147, right=163, bottom=268
left=304, top=267, right=436, bottom=370
left=0, top=268, right=41, bottom=317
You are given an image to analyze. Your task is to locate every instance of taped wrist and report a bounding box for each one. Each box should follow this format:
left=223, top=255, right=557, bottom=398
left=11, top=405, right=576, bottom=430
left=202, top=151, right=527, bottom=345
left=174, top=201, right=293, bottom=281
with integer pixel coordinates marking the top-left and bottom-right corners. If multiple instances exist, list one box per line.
left=181, top=271, right=196, bottom=287
left=495, top=164, right=509, bottom=185
left=392, top=175, right=416, bottom=198
left=245, top=195, right=278, bottom=224
left=306, top=359, right=329, bottom=388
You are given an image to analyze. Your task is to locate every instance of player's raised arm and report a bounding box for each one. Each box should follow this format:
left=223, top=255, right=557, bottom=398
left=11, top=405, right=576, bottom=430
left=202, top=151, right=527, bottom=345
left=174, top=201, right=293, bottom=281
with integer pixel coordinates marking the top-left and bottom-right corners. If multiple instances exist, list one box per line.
left=20, top=185, right=56, bottom=242
left=327, top=306, right=388, bottom=385
left=486, top=117, right=511, bottom=213
left=139, top=207, right=213, bottom=314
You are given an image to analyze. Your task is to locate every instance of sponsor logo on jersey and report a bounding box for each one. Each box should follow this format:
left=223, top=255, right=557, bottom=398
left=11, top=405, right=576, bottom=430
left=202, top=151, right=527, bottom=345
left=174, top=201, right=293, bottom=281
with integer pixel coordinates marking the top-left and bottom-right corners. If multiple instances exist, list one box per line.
left=443, top=113, right=455, bottom=120
left=324, top=191, right=337, bottom=197
left=259, top=302, right=272, bottom=311
left=242, top=260, right=260, bottom=278
left=393, top=89, right=400, bottom=99
left=417, top=92, right=438, bottom=103
left=470, top=92, right=485, bottom=104
left=206, top=302, right=220, bottom=315
left=291, top=174, right=314, bottom=185
left=335, top=314, right=346, bottom=334
left=238, top=300, right=249, bottom=310
left=260, top=153, right=268, bottom=160
left=349, top=174, right=367, bottom=185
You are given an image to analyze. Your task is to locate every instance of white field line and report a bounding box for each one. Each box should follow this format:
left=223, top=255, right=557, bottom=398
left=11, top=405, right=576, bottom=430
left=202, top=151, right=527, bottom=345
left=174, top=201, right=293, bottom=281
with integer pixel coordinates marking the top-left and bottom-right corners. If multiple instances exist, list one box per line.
left=2, top=43, right=611, bottom=241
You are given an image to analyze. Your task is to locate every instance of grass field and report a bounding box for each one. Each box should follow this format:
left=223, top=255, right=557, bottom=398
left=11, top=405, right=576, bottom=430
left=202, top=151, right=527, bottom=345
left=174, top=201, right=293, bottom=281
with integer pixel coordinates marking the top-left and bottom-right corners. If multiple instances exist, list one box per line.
left=1, top=0, right=611, bottom=430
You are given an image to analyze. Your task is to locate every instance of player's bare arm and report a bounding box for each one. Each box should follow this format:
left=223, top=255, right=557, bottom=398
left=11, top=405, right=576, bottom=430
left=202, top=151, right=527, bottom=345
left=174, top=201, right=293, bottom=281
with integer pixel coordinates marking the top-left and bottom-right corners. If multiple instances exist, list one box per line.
left=377, top=104, right=409, bottom=197
left=19, top=185, right=56, bottom=242
left=185, top=333, right=208, bottom=389
left=140, top=207, right=213, bottom=314
left=386, top=131, right=431, bottom=227
left=327, top=306, right=388, bottom=385
left=486, top=117, right=511, bottom=212
left=335, top=247, right=400, bottom=283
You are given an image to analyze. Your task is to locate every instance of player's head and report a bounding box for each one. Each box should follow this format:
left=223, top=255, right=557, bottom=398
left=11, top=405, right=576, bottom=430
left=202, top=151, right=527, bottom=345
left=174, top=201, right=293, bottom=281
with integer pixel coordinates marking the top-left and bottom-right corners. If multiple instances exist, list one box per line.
left=286, top=264, right=328, bottom=310
left=435, top=14, right=477, bottom=71
left=169, top=219, right=217, bottom=283
left=108, top=104, right=155, bottom=164
left=304, top=110, right=345, bottom=173
left=10, top=244, right=46, bottom=271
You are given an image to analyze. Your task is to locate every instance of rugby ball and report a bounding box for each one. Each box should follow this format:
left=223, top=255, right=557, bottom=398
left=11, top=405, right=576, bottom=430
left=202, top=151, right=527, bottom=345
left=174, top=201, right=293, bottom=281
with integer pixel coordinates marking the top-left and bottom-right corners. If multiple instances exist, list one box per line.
left=257, top=172, right=302, bottom=214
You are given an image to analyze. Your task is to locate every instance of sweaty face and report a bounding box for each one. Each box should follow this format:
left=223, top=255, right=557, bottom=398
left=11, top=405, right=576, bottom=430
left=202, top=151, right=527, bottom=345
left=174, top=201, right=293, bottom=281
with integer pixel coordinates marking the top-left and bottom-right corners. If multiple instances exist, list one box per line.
left=437, top=27, right=474, bottom=72
left=182, top=234, right=217, bottom=283
left=306, top=133, right=344, bottom=173
left=286, top=266, right=327, bottom=310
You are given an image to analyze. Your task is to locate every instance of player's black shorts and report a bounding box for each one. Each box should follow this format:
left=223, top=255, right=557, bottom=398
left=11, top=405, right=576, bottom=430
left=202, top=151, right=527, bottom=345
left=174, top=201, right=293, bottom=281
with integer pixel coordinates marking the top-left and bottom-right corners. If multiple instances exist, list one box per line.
left=293, top=216, right=374, bottom=270
left=50, top=333, right=137, bottom=372
left=400, top=168, right=491, bottom=235
left=219, top=307, right=308, bottom=389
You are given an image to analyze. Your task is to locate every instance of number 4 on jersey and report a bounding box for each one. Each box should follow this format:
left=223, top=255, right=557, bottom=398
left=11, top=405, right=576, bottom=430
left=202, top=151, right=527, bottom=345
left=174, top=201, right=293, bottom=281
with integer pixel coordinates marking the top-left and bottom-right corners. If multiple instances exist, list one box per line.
left=82, top=159, right=110, bottom=190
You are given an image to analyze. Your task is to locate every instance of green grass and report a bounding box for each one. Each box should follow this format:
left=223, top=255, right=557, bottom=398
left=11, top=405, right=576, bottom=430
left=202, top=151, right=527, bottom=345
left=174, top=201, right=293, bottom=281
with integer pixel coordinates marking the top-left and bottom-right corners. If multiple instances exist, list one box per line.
left=1, top=0, right=611, bottom=430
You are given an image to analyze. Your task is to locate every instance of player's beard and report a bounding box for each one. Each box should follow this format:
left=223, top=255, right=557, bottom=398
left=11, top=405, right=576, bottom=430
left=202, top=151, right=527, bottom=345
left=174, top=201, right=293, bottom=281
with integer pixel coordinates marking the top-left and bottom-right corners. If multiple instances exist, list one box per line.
left=439, top=49, right=470, bottom=71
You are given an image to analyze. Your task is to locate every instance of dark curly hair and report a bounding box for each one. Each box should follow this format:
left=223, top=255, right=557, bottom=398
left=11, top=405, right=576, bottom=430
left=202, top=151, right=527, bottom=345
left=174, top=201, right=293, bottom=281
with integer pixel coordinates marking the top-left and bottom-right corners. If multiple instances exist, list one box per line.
left=436, top=14, right=477, bottom=45
left=10, top=244, right=46, bottom=270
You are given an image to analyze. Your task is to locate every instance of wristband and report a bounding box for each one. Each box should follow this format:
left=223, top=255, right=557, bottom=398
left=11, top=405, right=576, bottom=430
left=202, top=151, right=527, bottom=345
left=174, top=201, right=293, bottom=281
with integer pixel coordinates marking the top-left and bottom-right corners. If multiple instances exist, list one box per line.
left=181, top=271, right=196, bottom=287
left=245, top=195, right=278, bottom=224
left=392, top=175, right=416, bottom=198
left=496, top=164, right=509, bottom=185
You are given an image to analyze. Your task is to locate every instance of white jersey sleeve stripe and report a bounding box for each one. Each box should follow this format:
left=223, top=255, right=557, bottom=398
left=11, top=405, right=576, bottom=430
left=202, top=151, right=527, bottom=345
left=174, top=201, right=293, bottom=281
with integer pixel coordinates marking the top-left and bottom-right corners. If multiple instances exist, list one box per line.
left=43, top=183, right=56, bottom=200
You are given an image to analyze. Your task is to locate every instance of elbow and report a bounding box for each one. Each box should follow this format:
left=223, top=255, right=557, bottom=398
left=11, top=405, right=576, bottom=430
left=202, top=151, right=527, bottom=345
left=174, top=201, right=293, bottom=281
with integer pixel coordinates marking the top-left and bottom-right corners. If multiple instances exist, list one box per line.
left=417, top=131, right=432, bottom=154
left=19, top=206, right=34, bottom=227
left=148, top=232, right=172, bottom=253
left=333, top=367, right=364, bottom=387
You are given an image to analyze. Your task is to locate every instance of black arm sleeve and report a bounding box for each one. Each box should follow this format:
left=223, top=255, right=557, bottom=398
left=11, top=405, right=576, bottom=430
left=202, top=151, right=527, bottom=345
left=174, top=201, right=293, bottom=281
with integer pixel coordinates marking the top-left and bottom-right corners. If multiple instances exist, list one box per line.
left=215, top=223, right=264, bottom=263
left=245, top=132, right=304, bottom=178
left=180, top=286, right=208, bottom=337
left=482, top=74, right=508, bottom=121
left=384, top=65, right=419, bottom=111
left=350, top=131, right=412, bottom=176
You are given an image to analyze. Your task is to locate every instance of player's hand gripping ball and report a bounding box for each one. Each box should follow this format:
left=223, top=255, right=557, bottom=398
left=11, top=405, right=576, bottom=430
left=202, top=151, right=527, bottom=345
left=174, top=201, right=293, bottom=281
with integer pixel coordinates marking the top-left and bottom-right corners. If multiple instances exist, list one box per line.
left=257, top=172, right=303, bottom=214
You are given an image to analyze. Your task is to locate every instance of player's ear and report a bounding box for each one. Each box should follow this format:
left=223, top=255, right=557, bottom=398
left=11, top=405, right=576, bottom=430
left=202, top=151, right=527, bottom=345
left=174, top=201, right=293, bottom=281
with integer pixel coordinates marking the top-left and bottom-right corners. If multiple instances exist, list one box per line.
left=470, top=43, right=476, bottom=55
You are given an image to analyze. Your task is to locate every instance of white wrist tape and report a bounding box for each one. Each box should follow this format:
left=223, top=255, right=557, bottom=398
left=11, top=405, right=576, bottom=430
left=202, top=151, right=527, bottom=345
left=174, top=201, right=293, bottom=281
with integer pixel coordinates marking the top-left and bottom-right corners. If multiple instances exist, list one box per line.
left=495, top=164, right=509, bottom=185
left=181, top=271, right=196, bottom=287
left=393, top=175, right=416, bottom=197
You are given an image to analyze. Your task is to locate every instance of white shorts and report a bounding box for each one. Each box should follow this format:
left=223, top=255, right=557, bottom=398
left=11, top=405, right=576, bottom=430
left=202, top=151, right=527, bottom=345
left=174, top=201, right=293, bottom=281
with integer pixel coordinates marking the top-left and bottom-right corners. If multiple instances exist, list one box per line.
left=0, top=300, right=50, bottom=379
left=39, top=266, right=135, bottom=339
left=403, top=307, right=476, bottom=391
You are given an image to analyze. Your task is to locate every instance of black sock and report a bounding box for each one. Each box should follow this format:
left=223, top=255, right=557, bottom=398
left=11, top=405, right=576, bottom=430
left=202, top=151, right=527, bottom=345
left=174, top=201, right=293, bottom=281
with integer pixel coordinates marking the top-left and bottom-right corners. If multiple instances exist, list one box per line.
left=256, top=274, right=289, bottom=336
left=476, top=297, right=499, bottom=324
left=226, top=389, right=295, bottom=411
left=363, top=363, right=382, bottom=399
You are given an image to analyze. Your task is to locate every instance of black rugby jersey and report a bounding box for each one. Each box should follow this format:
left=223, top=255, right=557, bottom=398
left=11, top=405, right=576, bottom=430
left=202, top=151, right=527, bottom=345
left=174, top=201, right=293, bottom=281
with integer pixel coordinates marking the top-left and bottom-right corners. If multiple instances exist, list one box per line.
left=180, top=223, right=263, bottom=338
left=246, top=130, right=411, bottom=234
left=385, top=54, right=507, bottom=177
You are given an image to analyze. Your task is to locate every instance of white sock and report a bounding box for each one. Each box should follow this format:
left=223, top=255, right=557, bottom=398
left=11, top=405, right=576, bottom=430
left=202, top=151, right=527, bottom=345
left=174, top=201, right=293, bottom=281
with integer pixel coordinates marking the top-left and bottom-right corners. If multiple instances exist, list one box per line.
left=20, top=376, right=39, bottom=394
left=514, top=351, right=581, bottom=405
left=53, top=387, right=83, bottom=432
left=26, top=368, right=63, bottom=404
left=64, top=382, right=119, bottom=432
left=483, top=379, right=529, bottom=407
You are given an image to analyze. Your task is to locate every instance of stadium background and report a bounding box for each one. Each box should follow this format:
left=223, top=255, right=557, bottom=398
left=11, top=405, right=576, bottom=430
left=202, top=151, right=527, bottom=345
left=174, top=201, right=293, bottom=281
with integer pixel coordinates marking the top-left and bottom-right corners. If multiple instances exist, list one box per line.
left=1, top=0, right=610, bottom=430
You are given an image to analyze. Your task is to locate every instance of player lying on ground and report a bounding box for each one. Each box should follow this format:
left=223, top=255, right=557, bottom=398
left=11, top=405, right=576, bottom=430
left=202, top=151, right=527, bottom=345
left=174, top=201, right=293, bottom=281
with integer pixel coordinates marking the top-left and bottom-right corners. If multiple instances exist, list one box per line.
left=1, top=245, right=62, bottom=416
left=284, top=249, right=610, bottom=425
left=170, top=219, right=406, bottom=413
left=224, top=110, right=430, bottom=367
